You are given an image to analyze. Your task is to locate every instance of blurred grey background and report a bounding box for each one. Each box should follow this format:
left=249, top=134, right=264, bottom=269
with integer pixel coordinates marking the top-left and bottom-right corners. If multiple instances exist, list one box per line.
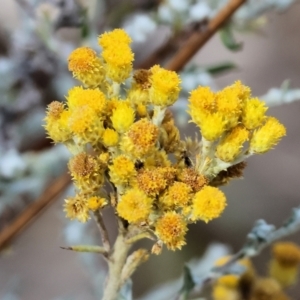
left=0, top=1, right=300, bottom=299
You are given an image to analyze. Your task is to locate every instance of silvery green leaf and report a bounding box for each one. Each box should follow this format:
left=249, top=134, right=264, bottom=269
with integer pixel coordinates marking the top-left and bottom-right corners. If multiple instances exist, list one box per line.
left=205, top=62, right=237, bottom=76
left=261, top=86, right=300, bottom=107
left=219, top=25, right=243, bottom=51
left=178, top=266, right=195, bottom=300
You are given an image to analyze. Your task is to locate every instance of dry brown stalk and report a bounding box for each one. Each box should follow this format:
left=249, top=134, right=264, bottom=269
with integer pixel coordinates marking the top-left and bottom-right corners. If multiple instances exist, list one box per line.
left=0, top=173, right=71, bottom=250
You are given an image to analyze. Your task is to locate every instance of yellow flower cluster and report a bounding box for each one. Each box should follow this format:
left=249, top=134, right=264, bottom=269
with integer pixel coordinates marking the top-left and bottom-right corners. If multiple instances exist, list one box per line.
left=212, top=242, right=300, bottom=300
left=44, top=29, right=286, bottom=252
left=188, top=83, right=285, bottom=151
left=188, top=82, right=285, bottom=179
left=213, top=256, right=254, bottom=300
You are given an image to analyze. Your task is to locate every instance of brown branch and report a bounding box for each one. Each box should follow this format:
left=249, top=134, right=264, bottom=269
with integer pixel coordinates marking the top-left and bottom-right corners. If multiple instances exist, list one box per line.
left=93, top=210, right=111, bottom=254
left=165, top=0, right=247, bottom=72
left=0, top=173, right=71, bottom=250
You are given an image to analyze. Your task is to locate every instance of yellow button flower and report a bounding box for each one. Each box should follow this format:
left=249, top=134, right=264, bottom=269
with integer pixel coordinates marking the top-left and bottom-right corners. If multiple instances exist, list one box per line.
left=64, top=194, right=90, bottom=223
left=111, top=102, right=135, bottom=133
left=250, top=117, right=286, bottom=154
left=117, top=188, right=153, bottom=223
left=87, top=196, right=107, bottom=211
left=109, top=155, right=136, bottom=186
left=149, top=65, right=181, bottom=106
left=68, top=47, right=104, bottom=88
left=155, top=212, right=187, bottom=250
left=191, top=186, right=227, bottom=223
left=102, top=128, right=119, bottom=147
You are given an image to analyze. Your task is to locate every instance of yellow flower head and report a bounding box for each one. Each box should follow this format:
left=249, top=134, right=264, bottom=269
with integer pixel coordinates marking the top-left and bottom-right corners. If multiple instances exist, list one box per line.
left=117, top=188, right=153, bottom=223
left=149, top=65, right=181, bottom=106
left=102, top=44, right=134, bottom=83
left=128, top=69, right=151, bottom=105
left=214, top=256, right=253, bottom=287
left=68, top=153, right=104, bottom=193
left=111, top=102, right=135, bottom=133
left=228, top=80, right=251, bottom=103
left=178, top=168, right=207, bottom=192
left=64, top=194, right=90, bottom=223
left=68, top=153, right=99, bottom=180
left=136, top=103, right=148, bottom=117
left=188, top=86, right=215, bottom=128
left=44, top=101, right=72, bottom=143
left=98, top=152, right=110, bottom=166
left=87, top=196, right=107, bottom=211
left=124, top=118, right=159, bottom=157
left=155, top=212, right=187, bottom=250
left=102, top=128, right=119, bottom=147
left=67, top=86, right=107, bottom=115
left=216, top=86, right=243, bottom=129
left=109, top=155, right=136, bottom=186
left=99, top=29, right=133, bottom=83
left=68, top=105, right=97, bottom=135
left=98, top=29, right=132, bottom=49
left=269, top=242, right=300, bottom=288
left=137, top=168, right=167, bottom=196
left=46, top=101, right=65, bottom=119
left=272, top=242, right=300, bottom=267
left=199, top=112, right=226, bottom=141
left=189, top=86, right=215, bottom=113
left=160, top=182, right=193, bottom=209
left=249, top=117, right=286, bottom=154
left=216, top=125, right=249, bottom=162
left=250, top=278, right=284, bottom=300
left=191, top=186, right=227, bottom=222
left=68, top=47, right=104, bottom=87
left=242, top=97, right=268, bottom=130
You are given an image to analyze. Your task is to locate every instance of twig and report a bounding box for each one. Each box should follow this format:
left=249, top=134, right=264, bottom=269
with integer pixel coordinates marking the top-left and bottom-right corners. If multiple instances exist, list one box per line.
left=0, top=173, right=71, bottom=250
left=197, top=207, right=300, bottom=290
left=165, top=0, right=247, bottom=72
left=120, top=249, right=149, bottom=286
left=93, top=210, right=111, bottom=254
left=125, top=231, right=155, bottom=244
left=60, top=245, right=107, bottom=254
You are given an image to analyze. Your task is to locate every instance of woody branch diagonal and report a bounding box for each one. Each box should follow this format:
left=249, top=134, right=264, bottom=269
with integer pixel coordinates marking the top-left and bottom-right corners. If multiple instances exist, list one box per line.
left=165, top=0, right=247, bottom=72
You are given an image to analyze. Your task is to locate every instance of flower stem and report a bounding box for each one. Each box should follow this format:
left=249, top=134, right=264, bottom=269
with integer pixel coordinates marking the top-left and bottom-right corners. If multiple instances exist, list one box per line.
left=102, top=222, right=131, bottom=300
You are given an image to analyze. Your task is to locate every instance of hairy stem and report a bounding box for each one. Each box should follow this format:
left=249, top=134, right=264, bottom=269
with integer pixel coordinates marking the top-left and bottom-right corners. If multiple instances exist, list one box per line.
left=102, top=222, right=131, bottom=300
left=60, top=245, right=107, bottom=254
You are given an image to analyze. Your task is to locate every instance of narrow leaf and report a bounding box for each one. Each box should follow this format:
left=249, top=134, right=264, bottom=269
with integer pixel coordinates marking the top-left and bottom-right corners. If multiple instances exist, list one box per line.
left=179, top=265, right=196, bottom=300
left=219, top=25, right=243, bottom=51
left=205, top=61, right=237, bottom=75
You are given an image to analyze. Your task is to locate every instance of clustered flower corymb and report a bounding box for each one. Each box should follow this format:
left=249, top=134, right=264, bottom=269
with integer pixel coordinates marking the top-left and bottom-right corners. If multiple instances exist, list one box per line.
left=44, top=29, right=286, bottom=252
